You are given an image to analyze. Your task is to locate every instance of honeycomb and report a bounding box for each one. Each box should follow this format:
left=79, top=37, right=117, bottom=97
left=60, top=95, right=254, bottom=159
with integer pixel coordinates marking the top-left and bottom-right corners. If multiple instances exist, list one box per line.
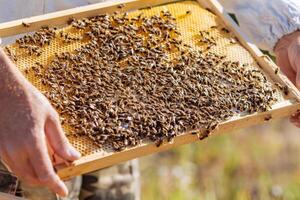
left=3, top=1, right=285, bottom=157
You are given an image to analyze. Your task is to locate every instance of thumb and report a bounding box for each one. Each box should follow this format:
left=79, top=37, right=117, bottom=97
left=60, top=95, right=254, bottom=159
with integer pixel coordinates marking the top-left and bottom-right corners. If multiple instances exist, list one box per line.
left=45, top=113, right=81, bottom=161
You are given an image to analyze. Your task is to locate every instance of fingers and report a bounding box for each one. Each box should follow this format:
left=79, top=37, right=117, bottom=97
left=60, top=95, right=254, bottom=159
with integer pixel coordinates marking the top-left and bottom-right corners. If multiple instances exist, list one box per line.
left=2, top=119, right=70, bottom=196
left=295, top=70, right=300, bottom=90
left=290, top=118, right=300, bottom=128
left=1, top=143, right=40, bottom=186
left=26, top=134, right=68, bottom=197
left=290, top=111, right=300, bottom=127
left=8, top=159, right=40, bottom=186
left=45, top=112, right=81, bottom=161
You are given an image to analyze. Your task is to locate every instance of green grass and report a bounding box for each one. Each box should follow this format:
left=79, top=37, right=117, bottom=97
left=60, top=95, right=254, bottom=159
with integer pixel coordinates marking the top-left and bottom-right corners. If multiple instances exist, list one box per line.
left=140, top=119, right=300, bottom=200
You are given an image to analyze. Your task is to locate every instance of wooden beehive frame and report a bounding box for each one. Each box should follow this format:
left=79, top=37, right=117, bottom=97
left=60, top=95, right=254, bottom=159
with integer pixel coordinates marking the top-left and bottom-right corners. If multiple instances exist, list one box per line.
left=1, top=0, right=300, bottom=180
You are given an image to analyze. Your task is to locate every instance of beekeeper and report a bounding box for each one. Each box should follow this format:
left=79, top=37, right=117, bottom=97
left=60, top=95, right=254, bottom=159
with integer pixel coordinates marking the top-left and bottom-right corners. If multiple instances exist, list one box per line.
left=0, top=0, right=300, bottom=200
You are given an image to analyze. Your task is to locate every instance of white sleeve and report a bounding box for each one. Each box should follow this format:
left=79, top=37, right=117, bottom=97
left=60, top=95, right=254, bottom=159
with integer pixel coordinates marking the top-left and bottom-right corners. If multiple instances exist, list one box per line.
left=217, top=0, right=300, bottom=53
left=44, top=0, right=109, bottom=13
left=0, top=0, right=44, bottom=23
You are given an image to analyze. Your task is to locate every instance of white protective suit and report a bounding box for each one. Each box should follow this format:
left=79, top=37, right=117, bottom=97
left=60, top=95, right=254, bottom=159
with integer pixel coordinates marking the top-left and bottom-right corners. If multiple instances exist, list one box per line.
left=0, top=0, right=300, bottom=53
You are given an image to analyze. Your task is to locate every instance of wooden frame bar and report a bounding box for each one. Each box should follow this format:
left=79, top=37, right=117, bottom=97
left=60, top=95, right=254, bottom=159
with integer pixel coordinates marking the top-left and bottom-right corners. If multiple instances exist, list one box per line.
left=1, top=0, right=300, bottom=180
left=57, top=102, right=300, bottom=179
left=0, top=0, right=177, bottom=38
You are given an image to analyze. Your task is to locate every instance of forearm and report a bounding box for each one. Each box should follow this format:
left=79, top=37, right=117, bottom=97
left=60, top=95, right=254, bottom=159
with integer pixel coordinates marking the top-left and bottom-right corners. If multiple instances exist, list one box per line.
left=0, top=48, right=29, bottom=101
left=217, top=0, right=300, bottom=53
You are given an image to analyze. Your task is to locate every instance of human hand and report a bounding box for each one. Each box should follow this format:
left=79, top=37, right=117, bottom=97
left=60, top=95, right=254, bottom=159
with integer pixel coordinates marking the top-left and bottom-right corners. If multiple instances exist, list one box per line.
left=275, top=31, right=300, bottom=127
left=0, top=48, right=81, bottom=196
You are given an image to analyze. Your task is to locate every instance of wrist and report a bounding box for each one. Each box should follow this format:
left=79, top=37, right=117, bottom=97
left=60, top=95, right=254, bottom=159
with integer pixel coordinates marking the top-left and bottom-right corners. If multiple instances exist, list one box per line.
left=0, top=49, right=27, bottom=97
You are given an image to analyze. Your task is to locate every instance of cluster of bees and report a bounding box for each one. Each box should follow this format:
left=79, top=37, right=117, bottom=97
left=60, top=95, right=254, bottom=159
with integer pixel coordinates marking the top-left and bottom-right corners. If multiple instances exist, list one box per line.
left=10, top=8, right=278, bottom=151
left=60, top=32, right=83, bottom=43
left=16, top=26, right=56, bottom=56
left=199, top=30, right=217, bottom=50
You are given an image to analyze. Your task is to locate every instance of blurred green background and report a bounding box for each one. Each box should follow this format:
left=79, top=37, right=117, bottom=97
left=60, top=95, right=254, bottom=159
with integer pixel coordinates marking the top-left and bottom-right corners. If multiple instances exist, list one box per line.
left=140, top=119, right=300, bottom=200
